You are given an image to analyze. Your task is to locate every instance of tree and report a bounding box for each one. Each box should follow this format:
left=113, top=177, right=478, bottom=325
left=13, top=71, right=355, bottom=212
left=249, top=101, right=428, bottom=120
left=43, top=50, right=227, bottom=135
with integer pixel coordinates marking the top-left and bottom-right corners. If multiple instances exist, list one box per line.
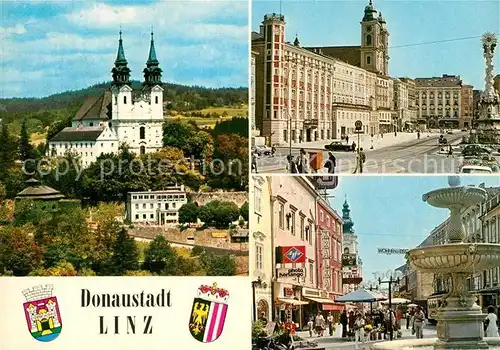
left=198, top=200, right=239, bottom=228
left=162, top=119, right=198, bottom=155
left=0, top=122, right=18, bottom=181
left=29, top=261, right=78, bottom=276
left=200, top=251, right=236, bottom=276
left=46, top=118, right=71, bottom=142
left=190, top=131, right=214, bottom=160
left=143, top=235, right=178, bottom=275
left=107, top=228, right=139, bottom=275
left=20, top=119, right=36, bottom=173
left=212, top=117, right=248, bottom=138
left=44, top=153, right=83, bottom=198
left=179, top=202, right=199, bottom=224
left=240, top=201, right=249, bottom=221
left=0, top=225, right=42, bottom=276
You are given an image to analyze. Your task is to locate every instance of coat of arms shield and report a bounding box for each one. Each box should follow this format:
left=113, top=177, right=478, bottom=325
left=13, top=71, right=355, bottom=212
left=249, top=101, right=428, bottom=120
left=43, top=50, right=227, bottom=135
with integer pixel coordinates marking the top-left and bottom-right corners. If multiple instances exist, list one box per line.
left=22, top=284, right=62, bottom=342
left=189, top=282, right=229, bottom=343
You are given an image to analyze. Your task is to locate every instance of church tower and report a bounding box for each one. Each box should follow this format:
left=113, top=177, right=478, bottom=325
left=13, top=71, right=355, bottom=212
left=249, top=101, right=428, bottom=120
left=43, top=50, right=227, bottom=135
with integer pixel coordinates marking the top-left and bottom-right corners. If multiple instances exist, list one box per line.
left=111, top=30, right=133, bottom=121
left=342, top=199, right=355, bottom=235
left=142, top=30, right=164, bottom=122
left=360, top=0, right=389, bottom=76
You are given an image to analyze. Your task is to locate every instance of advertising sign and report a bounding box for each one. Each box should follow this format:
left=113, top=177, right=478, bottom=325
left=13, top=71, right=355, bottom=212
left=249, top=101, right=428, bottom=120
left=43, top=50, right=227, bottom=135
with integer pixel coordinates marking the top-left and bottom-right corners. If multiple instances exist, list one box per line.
left=377, top=248, right=408, bottom=255
left=308, top=176, right=339, bottom=190
left=277, top=268, right=306, bottom=279
left=343, top=277, right=363, bottom=284
left=342, top=253, right=357, bottom=267
left=276, top=246, right=306, bottom=264
left=321, top=230, right=330, bottom=259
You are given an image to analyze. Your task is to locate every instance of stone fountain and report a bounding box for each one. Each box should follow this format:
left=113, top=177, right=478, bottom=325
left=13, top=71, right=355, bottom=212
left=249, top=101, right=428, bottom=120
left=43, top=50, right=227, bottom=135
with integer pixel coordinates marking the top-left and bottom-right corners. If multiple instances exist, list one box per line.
left=373, top=176, right=500, bottom=350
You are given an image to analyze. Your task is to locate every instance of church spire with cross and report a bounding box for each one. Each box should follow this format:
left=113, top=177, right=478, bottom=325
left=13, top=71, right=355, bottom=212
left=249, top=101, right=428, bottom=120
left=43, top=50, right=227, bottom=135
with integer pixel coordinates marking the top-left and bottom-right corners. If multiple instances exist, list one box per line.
left=111, top=29, right=131, bottom=87
left=143, top=27, right=162, bottom=87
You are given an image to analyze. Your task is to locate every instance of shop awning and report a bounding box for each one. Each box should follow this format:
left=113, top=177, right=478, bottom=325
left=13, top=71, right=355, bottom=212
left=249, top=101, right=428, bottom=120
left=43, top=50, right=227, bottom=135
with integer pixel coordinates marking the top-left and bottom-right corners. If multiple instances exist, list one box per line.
left=304, top=296, right=337, bottom=304
left=277, top=298, right=309, bottom=306
left=323, top=304, right=345, bottom=311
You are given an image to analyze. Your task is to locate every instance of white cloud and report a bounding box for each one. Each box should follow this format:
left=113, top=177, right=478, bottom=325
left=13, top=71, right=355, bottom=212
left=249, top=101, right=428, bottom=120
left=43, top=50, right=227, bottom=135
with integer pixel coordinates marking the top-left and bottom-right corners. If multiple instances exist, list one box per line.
left=0, top=24, right=27, bottom=35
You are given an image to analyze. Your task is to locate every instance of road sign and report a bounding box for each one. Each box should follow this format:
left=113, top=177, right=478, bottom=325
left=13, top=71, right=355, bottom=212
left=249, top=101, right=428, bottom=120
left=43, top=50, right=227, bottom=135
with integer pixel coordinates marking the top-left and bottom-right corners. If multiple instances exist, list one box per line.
left=355, top=120, right=363, bottom=130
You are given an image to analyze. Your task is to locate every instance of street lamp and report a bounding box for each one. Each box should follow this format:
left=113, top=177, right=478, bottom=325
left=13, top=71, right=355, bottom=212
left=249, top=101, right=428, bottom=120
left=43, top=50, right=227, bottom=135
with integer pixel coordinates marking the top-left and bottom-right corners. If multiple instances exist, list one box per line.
left=252, top=277, right=267, bottom=321
left=378, top=275, right=400, bottom=341
left=365, top=282, right=379, bottom=315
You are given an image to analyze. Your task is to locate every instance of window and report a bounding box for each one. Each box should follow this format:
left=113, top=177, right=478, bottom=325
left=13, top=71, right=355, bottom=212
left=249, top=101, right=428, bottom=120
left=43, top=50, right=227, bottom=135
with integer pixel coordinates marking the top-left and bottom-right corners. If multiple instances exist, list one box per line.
left=150, top=203, right=154, bottom=209
left=140, top=126, right=146, bottom=140
left=320, top=210, right=324, bottom=221
left=291, top=211, right=296, bottom=235
left=140, top=146, right=146, bottom=155
left=135, top=204, right=139, bottom=209
left=254, top=187, right=262, bottom=214
left=135, top=214, right=139, bottom=219
left=309, top=263, right=314, bottom=283
left=366, top=34, right=372, bottom=46
left=279, top=203, right=285, bottom=229
left=124, top=96, right=127, bottom=104
left=142, top=214, right=146, bottom=219
left=155, top=96, right=159, bottom=104
left=143, top=203, right=146, bottom=209
left=300, top=217, right=305, bottom=240
left=256, top=244, right=263, bottom=271
left=367, top=56, right=371, bottom=65
left=150, top=214, right=154, bottom=219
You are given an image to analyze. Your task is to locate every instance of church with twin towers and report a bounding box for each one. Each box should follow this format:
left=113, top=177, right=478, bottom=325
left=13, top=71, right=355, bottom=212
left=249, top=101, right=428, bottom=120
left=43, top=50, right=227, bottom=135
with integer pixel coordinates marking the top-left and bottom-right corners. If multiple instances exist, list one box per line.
left=48, top=31, right=165, bottom=167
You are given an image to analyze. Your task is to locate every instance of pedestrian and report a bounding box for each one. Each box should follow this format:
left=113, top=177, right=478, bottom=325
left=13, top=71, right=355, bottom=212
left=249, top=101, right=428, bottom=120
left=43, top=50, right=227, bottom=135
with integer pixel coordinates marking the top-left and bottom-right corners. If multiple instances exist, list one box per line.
left=359, top=148, right=366, bottom=173
left=340, top=310, right=348, bottom=338
left=406, top=309, right=412, bottom=329
left=485, top=305, right=499, bottom=337
left=314, top=312, right=325, bottom=337
left=258, top=312, right=268, bottom=325
left=287, top=154, right=298, bottom=174
left=351, top=141, right=356, bottom=152
left=354, top=313, right=366, bottom=349
left=346, top=135, right=349, bottom=145
left=296, top=148, right=309, bottom=174
left=447, top=145, right=453, bottom=158
left=299, top=135, right=303, bottom=143
left=348, top=310, right=355, bottom=338
left=327, top=312, right=334, bottom=336
left=324, top=152, right=336, bottom=173
left=271, top=145, right=276, bottom=157
left=307, top=317, right=314, bottom=338
left=251, top=153, right=258, bottom=173
left=417, top=131, right=420, bottom=139
left=413, top=306, right=425, bottom=339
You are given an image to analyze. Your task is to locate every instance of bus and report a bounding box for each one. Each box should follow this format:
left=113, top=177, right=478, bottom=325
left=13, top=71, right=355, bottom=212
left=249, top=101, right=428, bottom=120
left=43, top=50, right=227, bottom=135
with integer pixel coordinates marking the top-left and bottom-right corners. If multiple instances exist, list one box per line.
left=427, top=292, right=497, bottom=325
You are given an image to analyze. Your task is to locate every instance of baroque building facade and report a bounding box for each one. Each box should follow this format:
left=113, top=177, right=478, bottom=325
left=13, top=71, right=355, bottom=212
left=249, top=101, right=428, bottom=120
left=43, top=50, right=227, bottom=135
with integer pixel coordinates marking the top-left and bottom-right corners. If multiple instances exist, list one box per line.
left=415, top=75, right=473, bottom=129
left=252, top=1, right=395, bottom=146
left=49, top=31, right=164, bottom=167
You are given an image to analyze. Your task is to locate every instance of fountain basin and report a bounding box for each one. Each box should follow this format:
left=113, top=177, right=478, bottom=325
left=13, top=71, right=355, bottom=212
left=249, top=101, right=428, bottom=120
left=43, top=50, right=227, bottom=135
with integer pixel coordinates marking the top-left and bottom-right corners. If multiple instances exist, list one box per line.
left=371, top=337, right=500, bottom=350
left=409, top=244, right=500, bottom=273
left=423, top=187, right=487, bottom=209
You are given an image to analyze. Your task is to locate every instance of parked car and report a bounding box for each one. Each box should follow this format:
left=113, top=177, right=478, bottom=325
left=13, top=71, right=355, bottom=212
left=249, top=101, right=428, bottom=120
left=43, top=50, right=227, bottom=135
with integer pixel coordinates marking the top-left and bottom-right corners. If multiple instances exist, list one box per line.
left=446, top=130, right=454, bottom=135
left=459, top=165, right=493, bottom=174
left=253, top=145, right=272, bottom=156
left=325, top=141, right=352, bottom=151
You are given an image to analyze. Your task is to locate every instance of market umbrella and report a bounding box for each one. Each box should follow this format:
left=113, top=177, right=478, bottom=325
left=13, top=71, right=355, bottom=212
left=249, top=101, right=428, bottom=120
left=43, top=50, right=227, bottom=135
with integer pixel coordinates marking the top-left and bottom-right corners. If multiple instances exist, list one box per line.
left=336, top=289, right=387, bottom=303
left=381, top=298, right=411, bottom=305
left=407, top=303, right=418, bottom=308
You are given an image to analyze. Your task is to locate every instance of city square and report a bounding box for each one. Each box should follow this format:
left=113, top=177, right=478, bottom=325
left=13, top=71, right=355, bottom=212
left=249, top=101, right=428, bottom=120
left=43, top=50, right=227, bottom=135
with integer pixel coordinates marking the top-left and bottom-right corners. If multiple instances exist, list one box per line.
left=250, top=175, right=500, bottom=349
left=250, top=1, right=500, bottom=174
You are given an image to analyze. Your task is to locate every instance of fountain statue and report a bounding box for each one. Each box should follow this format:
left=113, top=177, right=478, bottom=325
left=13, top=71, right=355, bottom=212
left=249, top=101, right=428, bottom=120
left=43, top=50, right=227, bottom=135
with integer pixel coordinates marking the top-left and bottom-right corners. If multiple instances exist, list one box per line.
left=475, top=33, right=500, bottom=144
left=373, top=177, right=500, bottom=349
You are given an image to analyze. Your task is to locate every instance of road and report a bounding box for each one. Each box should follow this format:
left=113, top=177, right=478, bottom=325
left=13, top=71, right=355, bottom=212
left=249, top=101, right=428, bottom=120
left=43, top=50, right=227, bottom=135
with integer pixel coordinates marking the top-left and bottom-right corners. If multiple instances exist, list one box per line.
left=254, top=133, right=471, bottom=174
left=294, top=323, right=437, bottom=349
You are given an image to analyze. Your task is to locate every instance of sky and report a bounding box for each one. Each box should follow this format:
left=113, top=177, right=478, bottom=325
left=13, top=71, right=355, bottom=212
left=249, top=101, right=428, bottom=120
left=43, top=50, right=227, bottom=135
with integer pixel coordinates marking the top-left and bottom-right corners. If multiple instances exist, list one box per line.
left=327, top=175, right=500, bottom=283
left=0, top=0, right=249, bottom=98
left=252, top=0, right=500, bottom=90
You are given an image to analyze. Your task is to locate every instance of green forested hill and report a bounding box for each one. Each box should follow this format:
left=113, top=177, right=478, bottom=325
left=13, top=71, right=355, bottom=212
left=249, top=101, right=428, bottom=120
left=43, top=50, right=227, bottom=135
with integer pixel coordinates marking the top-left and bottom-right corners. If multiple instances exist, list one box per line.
left=0, top=81, right=248, bottom=134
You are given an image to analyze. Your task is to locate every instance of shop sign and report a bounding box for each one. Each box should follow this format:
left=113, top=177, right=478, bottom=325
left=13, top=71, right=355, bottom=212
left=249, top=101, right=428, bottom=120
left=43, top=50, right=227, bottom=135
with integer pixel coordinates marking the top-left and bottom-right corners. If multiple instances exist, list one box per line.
left=323, top=261, right=331, bottom=290
left=343, top=277, right=363, bottom=284
left=342, top=253, right=357, bottom=267
left=302, top=288, right=320, bottom=297
left=377, top=248, right=408, bottom=255
left=278, top=268, right=305, bottom=279
left=309, top=176, right=339, bottom=190
left=284, top=288, right=294, bottom=297
left=276, top=246, right=306, bottom=264
left=321, top=230, right=330, bottom=259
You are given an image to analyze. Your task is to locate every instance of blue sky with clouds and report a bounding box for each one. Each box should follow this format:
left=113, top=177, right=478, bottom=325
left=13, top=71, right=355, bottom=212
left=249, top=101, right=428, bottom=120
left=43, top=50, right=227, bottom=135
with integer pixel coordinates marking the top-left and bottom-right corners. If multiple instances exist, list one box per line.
left=253, top=0, right=499, bottom=90
left=328, top=176, right=500, bottom=282
left=0, top=0, right=248, bottom=98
